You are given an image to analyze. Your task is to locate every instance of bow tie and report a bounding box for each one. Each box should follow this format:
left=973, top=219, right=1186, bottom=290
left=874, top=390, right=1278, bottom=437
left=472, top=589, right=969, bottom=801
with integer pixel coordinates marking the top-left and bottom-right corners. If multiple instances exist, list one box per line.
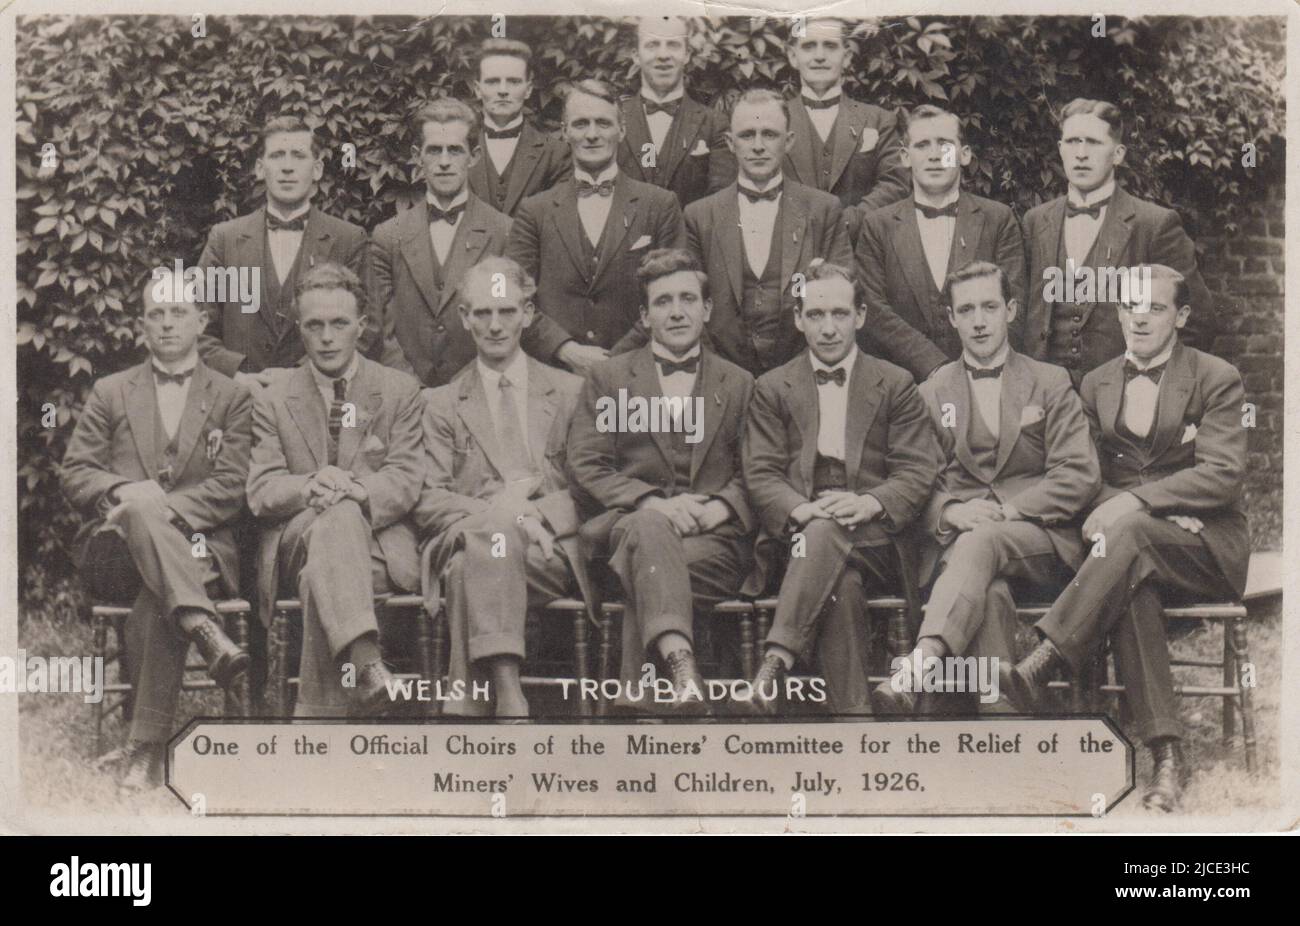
left=643, top=98, right=680, bottom=118
left=1066, top=197, right=1111, bottom=220
left=483, top=123, right=522, bottom=140
left=428, top=202, right=465, bottom=225
left=739, top=183, right=783, bottom=204
left=656, top=354, right=699, bottom=376
left=801, top=94, right=841, bottom=111
left=576, top=178, right=615, bottom=198
left=964, top=362, right=1004, bottom=380
left=1124, top=360, right=1166, bottom=383
left=153, top=366, right=195, bottom=386
left=814, top=367, right=847, bottom=387
left=917, top=202, right=958, bottom=220
left=267, top=214, right=307, bottom=232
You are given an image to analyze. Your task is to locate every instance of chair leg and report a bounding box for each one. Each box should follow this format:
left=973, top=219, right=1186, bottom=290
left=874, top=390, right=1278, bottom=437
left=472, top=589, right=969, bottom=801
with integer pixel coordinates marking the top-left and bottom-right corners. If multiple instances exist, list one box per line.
left=597, top=610, right=614, bottom=718
left=416, top=603, right=435, bottom=684
left=1221, top=624, right=1236, bottom=746
left=739, top=612, right=755, bottom=679
left=225, top=609, right=252, bottom=717
left=886, top=607, right=913, bottom=664
left=755, top=607, right=771, bottom=661
left=267, top=608, right=289, bottom=716
left=574, top=612, right=591, bottom=719
left=92, top=609, right=108, bottom=756
left=1231, top=618, right=1257, bottom=774
left=431, top=609, right=448, bottom=717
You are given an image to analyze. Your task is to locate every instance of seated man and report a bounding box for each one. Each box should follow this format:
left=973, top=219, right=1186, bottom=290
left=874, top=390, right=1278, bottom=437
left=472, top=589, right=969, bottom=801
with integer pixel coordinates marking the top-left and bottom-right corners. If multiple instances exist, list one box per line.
left=741, top=260, right=937, bottom=714
left=873, top=260, right=1100, bottom=714
left=1002, top=264, right=1249, bottom=812
left=414, top=256, right=593, bottom=718
left=247, top=262, right=424, bottom=717
left=61, top=267, right=252, bottom=789
left=568, top=248, right=755, bottom=714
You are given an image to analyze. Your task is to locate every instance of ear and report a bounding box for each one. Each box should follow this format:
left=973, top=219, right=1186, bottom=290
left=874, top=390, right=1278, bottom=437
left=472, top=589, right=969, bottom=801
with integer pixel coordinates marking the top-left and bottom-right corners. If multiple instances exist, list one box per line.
left=784, top=129, right=796, bottom=151
left=1174, top=304, right=1191, bottom=330
left=254, top=156, right=266, bottom=182
left=311, top=157, right=324, bottom=183
left=467, top=146, right=482, bottom=168
left=946, top=306, right=958, bottom=331
left=521, top=300, right=536, bottom=329
left=786, top=44, right=799, bottom=70
left=458, top=304, right=473, bottom=332
left=701, top=297, right=713, bottom=324
left=853, top=305, right=868, bottom=331
left=957, top=144, right=973, bottom=167
left=899, top=147, right=913, bottom=170
left=1112, top=143, right=1127, bottom=167
left=724, top=131, right=736, bottom=156
left=1005, top=299, right=1018, bottom=324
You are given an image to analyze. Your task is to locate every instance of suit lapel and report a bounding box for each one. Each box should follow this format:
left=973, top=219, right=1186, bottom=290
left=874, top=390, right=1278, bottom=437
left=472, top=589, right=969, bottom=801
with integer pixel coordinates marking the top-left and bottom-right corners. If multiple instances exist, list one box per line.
left=1148, top=342, right=1195, bottom=461
left=948, top=194, right=984, bottom=285
left=124, top=362, right=161, bottom=481
left=172, top=363, right=216, bottom=479
left=503, top=123, right=547, bottom=213
left=399, top=201, right=445, bottom=316
left=457, top=366, right=513, bottom=480
left=659, top=100, right=705, bottom=186
left=235, top=209, right=279, bottom=337
left=827, top=100, right=866, bottom=191
left=786, top=356, right=819, bottom=495
left=689, top=352, right=727, bottom=484
left=843, top=351, right=884, bottom=490
left=591, top=176, right=637, bottom=286
left=550, top=184, right=591, bottom=287
left=621, top=99, right=653, bottom=183
left=891, top=202, right=938, bottom=313
left=337, top=358, right=384, bottom=471
left=944, top=363, right=982, bottom=479
left=525, top=360, right=560, bottom=471
left=631, top=348, right=675, bottom=469
left=993, top=351, right=1034, bottom=477
left=713, top=186, right=745, bottom=304
left=1078, top=187, right=1137, bottom=328
left=284, top=365, right=327, bottom=469
left=779, top=187, right=810, bottom=304
left=1035, top=196, right=1068, bottom=343
left=1094, top=359, right=1125, bottom=446
left=784, top=99, right=816, bottom=186
left=436, top=199, right=494, bottom=316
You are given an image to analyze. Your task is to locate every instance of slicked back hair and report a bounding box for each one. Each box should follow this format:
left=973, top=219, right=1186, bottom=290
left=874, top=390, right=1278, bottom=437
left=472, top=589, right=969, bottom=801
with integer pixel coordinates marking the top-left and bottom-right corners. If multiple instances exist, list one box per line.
left=261, top=115, right=318, bottom=157
left=411, top=98, right=481, bottom=153
left=296, top=261, right=367, bottom=318
left=563, top=78, right=623, bottom=124
left=477, top=38, right=534, bottom=79
left=636, top=248, right=709, bottom=306
left=461, top=255, right=538, bottom=308
left=1060, top=98, right=1125, bottom=143
left=799, top=258, right=864, bottom=311
left=903, top=104, right=965, bottom=146
left=732, top=87, right=790, bottom=130
left=942, top=259, right=1014, bottom=309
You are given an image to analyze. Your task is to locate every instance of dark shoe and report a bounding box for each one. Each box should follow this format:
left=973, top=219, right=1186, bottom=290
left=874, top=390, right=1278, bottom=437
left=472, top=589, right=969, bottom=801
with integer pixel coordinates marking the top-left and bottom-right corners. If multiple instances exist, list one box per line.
left=349, top=659, right=399, bottom=717
left=1142, top=739, right=1188, bottom=813
left=1000, top=639, right=1067, bottom=712
left=189, top=616, right=250, bottom=689
left=872, top=657, right=919, bottom=715
left=96, top=739, right=163, bottom=793
left=735, top=654, right=787, bottom=717
left=663, top=649, right=709, bottom=716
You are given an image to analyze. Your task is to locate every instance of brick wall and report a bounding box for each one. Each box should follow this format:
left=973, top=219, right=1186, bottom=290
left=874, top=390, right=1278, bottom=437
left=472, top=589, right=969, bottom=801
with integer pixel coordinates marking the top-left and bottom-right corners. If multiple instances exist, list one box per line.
left=1197, top=189, right=1284, bottom=551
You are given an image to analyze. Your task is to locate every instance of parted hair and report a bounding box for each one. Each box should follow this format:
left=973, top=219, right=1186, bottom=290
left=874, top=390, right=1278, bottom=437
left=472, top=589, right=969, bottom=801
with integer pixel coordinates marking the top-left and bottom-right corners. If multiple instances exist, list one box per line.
left=799, top=258, right=865, bottom=311
left=1060, top=98, right=1125, bottom=142
left=261, top=115, right=318, bottom=156
left=411, top=98, right=481, bottom=152
left=732, top=87, right=790, bottom=129
left=563, top=78, right=623, bottom=122
left=787, top=16, right=849, bottom=45
left=903, top=104, right=965, bottom=146
left=942, top=259, right=1014, bottom=308
left=461, top=255, right=538, bottom=307
left=636, top=248, right=709, bottom=305
left=477, top=38, right=534, bottom=78
left=1140, top=263, right=1191, bottom=311
left=295, top=261, right=368, bottom=317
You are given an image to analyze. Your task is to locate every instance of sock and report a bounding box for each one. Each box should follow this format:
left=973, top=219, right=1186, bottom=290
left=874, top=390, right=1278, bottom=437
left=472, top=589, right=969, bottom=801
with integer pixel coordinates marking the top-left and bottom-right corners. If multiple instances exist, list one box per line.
left=655, top=631, right=692, bottom=660
left=177, top=609, right=210, bottom=635
left=764, top=643, right=796, bottom=670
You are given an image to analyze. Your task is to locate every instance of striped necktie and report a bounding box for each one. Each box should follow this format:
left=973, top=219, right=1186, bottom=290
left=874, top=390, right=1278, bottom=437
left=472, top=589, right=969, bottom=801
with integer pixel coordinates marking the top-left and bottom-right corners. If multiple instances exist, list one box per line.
left=328, top=377, right=346, bottom=464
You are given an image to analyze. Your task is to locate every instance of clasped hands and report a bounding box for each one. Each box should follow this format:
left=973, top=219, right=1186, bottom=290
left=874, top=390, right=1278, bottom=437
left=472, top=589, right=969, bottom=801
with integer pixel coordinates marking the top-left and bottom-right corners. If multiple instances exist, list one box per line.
left=637, top=493, right=732, bottom=537
left=1081, top=491, right=1204, bottom=539
left=302, top=465, right=368, bottom=512
left=940, top=498, right=1022, bottom=532
left=791, top=490, right=885, bottom=530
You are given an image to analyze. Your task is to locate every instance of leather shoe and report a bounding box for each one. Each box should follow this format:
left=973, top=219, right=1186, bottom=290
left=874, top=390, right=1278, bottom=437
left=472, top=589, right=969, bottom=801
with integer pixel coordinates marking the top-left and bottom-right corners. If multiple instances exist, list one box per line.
left=872, top=657, right=919, bottom=715
left=1000, top=638, right=1066, bottom=712
left=663, top=649, right=709, bottom=716
left=1142, top=738, right=1188, bottom=813
left=349, top=659, right=398, bottom=717
left=735, top=653, right=787, bottom=717
left=95, top=739, right=163, bottom=793
left=188, top=616, right=250, bottom=689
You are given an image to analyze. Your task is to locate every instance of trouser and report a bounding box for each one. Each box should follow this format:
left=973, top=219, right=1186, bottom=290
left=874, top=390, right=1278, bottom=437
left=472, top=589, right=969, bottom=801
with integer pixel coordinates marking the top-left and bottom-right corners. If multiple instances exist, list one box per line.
left=1036, top=512, right=1236, bottom=743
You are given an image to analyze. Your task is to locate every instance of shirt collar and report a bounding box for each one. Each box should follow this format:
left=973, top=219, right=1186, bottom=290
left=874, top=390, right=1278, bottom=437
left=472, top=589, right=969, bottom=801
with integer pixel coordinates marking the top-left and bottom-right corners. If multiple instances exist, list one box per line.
left=477, top=350, right=529, bottom=390
left=963, top=343, right=1010, bottom=371
left=426, top=189, right=469, bottom=210
left=483, top=114, right=524, bottom=133
left=651, top=342, right=702, bottom=365
left=152, top=350, right=199, bottom=376
left=575, top=163, right=619, bottom=187
left=914, top=187, right=961, bottom=210
left=641, top=84, right=684, bottom=105
left=800, top=83, right=843, bottom=103
left=737, top=172, right=784, bottom=195
left=1125, top=343, right=1175, bottom=372
left=809, top=345, right=857, bottom=374
left=267, top=203, right=311, bottom=224
left=310, top=353, right=359, bottom=394
left=1068, top=177, right=1116, bottom=209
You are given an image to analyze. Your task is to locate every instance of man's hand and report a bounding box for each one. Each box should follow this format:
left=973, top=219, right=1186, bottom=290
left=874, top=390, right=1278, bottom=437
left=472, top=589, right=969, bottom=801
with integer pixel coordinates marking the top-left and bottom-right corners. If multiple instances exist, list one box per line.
left=1166, top=514, right=1204, bottom=535
left=114, top=480, right=167, bottom=505
left=789, top=500, right=833, bottom=528
left=941, top=499, right=1005, bottom=533
left=637, top=495, right=697, bottom=537
left=303, top=465, right=356, bottom=511
left=678, top=494, right=731, bottom=533
left=557, top=341, right=609, bottom=374
left=519, top=514, right=556, bottom=559
left=233, top=371, right=264, bottom=395
left=1082, top=491, right=1146, bottom=541
left=818, top=490, right=884, bottom=529
left=999, top=501, right=1023, bottom=522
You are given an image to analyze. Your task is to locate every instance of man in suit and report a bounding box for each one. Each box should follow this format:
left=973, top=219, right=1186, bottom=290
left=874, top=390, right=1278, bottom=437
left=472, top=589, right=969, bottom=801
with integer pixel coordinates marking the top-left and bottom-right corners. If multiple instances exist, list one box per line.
left=197, top=115, right=370, bottom=387
left=783, top=18, right=910, bottom=238
left=613, top=89, right=851, bottom=376
left=616, top=17, right=735, bottom=208
left=568, top=249, right=754, bottom=714
left=370, top=99, right=571, bottom=388
left=740, top=260, right=937, bottom=714
left=467, top=38, right=571, bottom=218
left=871, top=260, right=1100, bottom=714
left=1023, top=99, right=1214, bottom=385
left=507, top=78, right=687, bottom=374
left=1002, top=265, right=1248, bottom=812
left=856, top=105, right=1027, bottom=382
left=61, top=268, right=252, bottom=789
left=247, top=262, right=424, bottom=717
left=414, top=257, right=592, bottom=718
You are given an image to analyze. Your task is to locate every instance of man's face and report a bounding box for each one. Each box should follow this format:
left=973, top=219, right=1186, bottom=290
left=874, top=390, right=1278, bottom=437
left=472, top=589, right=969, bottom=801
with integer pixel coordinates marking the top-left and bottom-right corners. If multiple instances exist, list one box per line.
left=640, top=269, right=711, bottom=356
left=141, top=281, right=206, bottom=364
left=475, top=54, right=532, bottom=125
left=459, top=276, right=534, bottom=365
left=298, top=287, right=366, bottom=377
left=637, top=20, right=689, bottom=96
left=256, top=131, right=322, bottom=211
left=564, top=90, right=624, bottom=173
left=1059, top=113, right=1125, bottom=195
left=788, top=20, right=850, bottom=94
left=902, top=114, right=970, bottom=198
left=1118, top=276, right=1188, bottom=362
left=795, top=275, right=864, bottom=366
left=415, top=119, right=477, bottom=201
left=947, top=273, right=1015, bottom=363
left=727, top=99, right=792, bottom=186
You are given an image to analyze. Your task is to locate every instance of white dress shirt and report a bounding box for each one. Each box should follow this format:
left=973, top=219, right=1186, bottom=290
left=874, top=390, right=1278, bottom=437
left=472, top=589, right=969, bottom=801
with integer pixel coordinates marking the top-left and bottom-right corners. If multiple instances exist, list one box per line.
left=266, top=203, right=310, bottom=284
left=427, top=190, right=468, bottom=265
left=737, top=174, right=783, bottom=276
left=641, top=84, right=684, bottom=154
left=651, top=342, right=701, bottom=406
left=483, top=115, right=524, bottom=177
left=310, top=352, right=358, bottom=413
left=963, top=344, right=1010, bottom=438
left=477, top=350, right=532, bottom=458
left=1063, top=177, right=1115, bottom=266
left=915, top=189, right=960, bottom=290
left=153, top=351, right=199, bottom=441
left=801, top=84, right=842, bottom=144
left=810, top=347, right=856, bottom=461
left=1122, top=343, right=1173, bottom=439
left=575, top=163, right=619, bottom=248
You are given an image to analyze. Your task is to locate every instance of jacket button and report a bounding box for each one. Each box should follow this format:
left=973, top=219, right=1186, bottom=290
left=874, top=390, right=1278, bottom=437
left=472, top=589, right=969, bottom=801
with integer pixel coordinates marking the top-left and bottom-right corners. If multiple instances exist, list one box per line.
left=1072, top=314, right=1081, bottom=322
left=1071, top=346, right=1079, bottom=353
left=435, top=324, right=445, bottom=333
left=586, top=331, right=596, bottom=341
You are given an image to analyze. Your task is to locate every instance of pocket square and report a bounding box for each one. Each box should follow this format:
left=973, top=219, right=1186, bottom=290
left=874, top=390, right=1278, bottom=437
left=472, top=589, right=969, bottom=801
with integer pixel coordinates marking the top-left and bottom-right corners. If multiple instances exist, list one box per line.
left=205, top=428, right=223, bottom=461
left=1181, top=422, right=1198, bottom=444
left=858, top=127, right=880, bottom=154
left=630, top=234, right=653, bottom=251
left=362, top=434, right=386, bottom=454
left=1019, top=405, right=1045, bottom=427
left=690, top=139, right=710, bottom=156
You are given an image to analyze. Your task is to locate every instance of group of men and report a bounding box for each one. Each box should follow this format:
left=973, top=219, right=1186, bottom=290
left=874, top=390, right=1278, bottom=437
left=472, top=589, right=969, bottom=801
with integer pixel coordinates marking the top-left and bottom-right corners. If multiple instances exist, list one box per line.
left=59, top=18, right=1248, bottom=815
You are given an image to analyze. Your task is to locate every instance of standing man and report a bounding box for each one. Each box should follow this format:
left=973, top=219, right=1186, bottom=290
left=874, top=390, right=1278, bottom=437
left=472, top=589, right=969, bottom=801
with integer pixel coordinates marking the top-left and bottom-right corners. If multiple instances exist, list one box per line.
left=467, top=38, right=571, bottom=218
left=741, top=260, right=936, bottom=714
left=856, top=105, right=1027, bottom=382
left=414, top=257, right=593, bottom=719
left=568, top=249, right=754, bottom=714
left=617, top=17, right=735, bottom=208
left=1002, top=265, right=1248, bottom=812
left=507, top=78, right=686, bottom=374
left=1023, top=99, right=1213, bottom=385
left=614, top=89, right=850, bottom=376
left=62, top=268, right=252, bottom=789
left=872, top=261, right=1100, bottom=714
left=247, top=262, right=424, bottom=717
left=197, top=115, right=370, bottom=387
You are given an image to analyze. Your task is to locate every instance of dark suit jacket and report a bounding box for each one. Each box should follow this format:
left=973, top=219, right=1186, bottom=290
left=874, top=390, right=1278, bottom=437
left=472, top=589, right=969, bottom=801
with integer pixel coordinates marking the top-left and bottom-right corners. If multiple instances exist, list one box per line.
left=784, top=95, right=910, bottom=215
left=467, top=120, right=571, bottom=218
left=1023, top=186, right=1215, bottom=379
left=742, top=349, right=938, bottom=597
left=917, top=349, right=1101, bottom=581
left=857, top=191, right=1027, bottom=381
left=617, top=94, right=736, bottom=208
left=1080, top=342, right=1249, bottom=596
left=60, top=360, right=253, bottom=594
left=197, top=206, right=369, bottom=377
left=247, top=355, right=424, bottom=623
left=566, top=346, right=755, bottom=552
left=611, top=180, right=850, bottom=375
left=507, top=173, right=686, bottom=358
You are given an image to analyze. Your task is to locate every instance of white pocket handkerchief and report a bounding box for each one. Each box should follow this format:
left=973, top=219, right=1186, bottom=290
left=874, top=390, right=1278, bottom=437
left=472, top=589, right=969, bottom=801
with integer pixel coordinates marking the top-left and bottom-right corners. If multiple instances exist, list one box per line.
left=362, top=433, right=386, bottom=454
left=691, top=139, right=709, bottom=156
left=1019, top=404, right=1045, bottom=427
left=1181, top=422, right=1198, bottom=444
left=630, top=234, right=653, bottom=251
left=858, top=127, right=880, bottom=153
